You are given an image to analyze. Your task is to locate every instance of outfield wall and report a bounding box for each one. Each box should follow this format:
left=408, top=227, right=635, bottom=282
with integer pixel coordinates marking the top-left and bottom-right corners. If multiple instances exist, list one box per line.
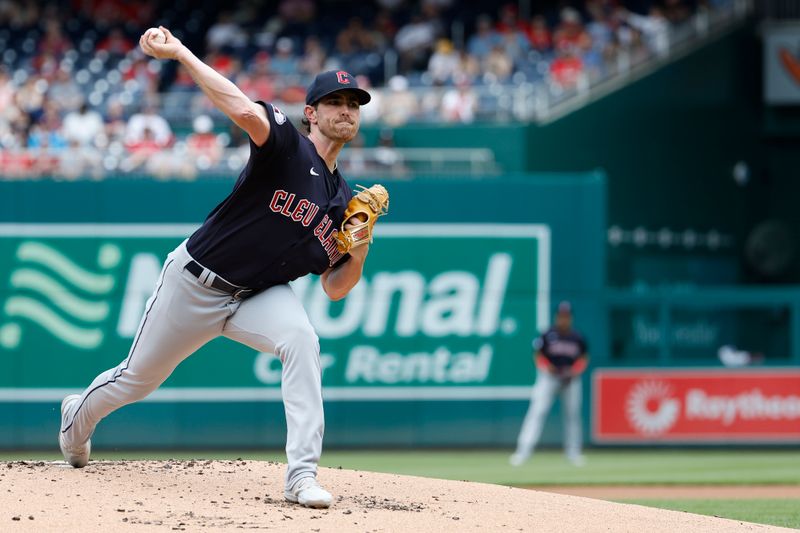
left=0, top=174, right=606, bottom=448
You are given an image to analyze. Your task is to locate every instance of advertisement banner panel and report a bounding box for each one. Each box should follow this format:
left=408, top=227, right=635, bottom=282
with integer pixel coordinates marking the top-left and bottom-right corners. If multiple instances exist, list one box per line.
left=593, top=369, right=800, bottom=443
left=0, top=223, right=549, bottom=402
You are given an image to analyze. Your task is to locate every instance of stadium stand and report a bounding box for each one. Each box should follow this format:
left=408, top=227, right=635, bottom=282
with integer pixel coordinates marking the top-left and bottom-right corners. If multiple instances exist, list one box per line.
left=0, top=0, right=749, bottom=180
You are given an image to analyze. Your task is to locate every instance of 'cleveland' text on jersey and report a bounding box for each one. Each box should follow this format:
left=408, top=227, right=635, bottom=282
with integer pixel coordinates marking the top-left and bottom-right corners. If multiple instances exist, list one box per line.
left=187, top=102, right=352, bottom=290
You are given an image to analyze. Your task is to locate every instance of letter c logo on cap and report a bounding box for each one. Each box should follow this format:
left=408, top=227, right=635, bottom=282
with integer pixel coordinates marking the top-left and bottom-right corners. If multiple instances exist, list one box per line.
left=336, top=71, right=350, bottom=84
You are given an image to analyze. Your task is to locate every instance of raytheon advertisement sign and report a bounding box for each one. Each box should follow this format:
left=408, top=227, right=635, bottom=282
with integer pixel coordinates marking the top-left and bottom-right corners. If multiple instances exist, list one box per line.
left=593, top=369, right=800, bottom=443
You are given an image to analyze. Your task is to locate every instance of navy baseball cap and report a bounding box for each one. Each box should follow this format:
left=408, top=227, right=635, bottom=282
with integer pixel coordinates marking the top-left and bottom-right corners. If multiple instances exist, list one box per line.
left=306, top=70, right=371, bottom=106
left=557, top=301, right=572, bottom=314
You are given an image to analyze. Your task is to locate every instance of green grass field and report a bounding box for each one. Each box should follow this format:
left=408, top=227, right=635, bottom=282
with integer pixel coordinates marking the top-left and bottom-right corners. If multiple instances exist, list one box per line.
left=620, top=499, right=800, bottom=530
left=4, top=449, right=799, bottom=528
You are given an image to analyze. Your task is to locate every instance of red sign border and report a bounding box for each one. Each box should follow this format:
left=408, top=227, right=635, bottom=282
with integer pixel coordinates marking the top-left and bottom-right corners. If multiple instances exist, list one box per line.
left=592, top=367, right=800, bottom=444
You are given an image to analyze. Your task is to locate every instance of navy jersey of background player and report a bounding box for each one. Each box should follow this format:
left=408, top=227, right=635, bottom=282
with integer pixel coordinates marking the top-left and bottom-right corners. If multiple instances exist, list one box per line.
left=187, top=101, right=352, bottom=290
left=533, top=327, right=588, bottom=371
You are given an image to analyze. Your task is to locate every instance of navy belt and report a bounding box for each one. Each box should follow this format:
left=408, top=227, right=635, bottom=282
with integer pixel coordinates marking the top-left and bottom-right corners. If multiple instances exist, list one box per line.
left=185, top=260, right=255, bottom=300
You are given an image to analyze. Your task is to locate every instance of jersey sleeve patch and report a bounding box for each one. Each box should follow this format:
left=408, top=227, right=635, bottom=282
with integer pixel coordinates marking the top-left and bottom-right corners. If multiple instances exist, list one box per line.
left=249, top=101, right=299, bottom=161
left=271, top=104, right=287, bottom=125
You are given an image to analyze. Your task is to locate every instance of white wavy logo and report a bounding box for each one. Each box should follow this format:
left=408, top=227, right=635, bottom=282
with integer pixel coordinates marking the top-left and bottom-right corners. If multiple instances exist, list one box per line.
left=0, top=242, right=121, bottom=350
left=625, top=380, right=681, bottom=435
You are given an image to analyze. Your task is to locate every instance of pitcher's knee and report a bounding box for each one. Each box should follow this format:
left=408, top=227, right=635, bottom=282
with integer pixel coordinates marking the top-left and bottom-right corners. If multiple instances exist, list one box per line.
left=275, top=322, right=319, bottom=356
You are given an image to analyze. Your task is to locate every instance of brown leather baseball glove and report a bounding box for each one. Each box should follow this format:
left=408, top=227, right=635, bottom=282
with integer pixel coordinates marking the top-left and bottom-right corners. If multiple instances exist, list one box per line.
left=335, top=184, right=389, bottom=253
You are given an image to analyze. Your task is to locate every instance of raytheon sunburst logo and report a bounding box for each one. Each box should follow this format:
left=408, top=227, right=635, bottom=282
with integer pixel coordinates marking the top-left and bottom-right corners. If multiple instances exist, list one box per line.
left=625, top=380, right=681, bottom=436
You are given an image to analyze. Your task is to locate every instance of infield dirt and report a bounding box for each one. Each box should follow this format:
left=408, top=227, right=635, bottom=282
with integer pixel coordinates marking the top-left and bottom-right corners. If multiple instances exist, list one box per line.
left=0, top=459, right=793, bottom=532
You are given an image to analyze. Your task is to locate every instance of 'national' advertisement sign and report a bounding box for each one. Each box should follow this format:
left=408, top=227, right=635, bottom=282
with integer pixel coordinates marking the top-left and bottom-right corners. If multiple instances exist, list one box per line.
left=0, top=223, right=550, bottom=402
left=593, top=369, right=800, bottom=443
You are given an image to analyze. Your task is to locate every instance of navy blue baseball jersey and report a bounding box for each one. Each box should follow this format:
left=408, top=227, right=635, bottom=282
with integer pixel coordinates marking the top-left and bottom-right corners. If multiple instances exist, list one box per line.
left=533, top=328, right=588, bottom=371
left=187, top=101, right=352, bottom=289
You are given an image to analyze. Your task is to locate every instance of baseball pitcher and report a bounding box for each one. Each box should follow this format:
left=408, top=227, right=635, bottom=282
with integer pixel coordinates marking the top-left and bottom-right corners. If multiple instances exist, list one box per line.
left=58, top=26, right=388, bottom=509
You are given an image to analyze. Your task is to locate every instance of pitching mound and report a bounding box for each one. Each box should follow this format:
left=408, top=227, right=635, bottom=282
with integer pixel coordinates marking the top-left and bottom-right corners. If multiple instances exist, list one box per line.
left=0, top=460, right=791, bottom=532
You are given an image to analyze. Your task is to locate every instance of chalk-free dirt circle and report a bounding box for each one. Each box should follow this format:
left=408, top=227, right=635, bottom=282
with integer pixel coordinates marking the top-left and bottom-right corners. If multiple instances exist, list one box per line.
left=0, top=460, right=793, bottom=532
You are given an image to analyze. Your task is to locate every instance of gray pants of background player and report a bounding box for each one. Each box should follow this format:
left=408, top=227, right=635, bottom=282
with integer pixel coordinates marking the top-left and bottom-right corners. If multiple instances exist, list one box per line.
left=60, top=240, right=323, bottom=491
left=513, top=370, right=583, bottom=459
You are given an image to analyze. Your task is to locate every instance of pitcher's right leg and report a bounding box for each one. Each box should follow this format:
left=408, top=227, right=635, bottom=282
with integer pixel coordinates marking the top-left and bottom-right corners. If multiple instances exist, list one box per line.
left=59, top=244, right=233, bottom=465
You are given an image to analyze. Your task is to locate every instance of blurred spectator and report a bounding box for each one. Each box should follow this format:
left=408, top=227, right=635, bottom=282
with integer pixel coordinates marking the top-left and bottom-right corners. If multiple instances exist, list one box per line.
left=121, top=127, right=194, bottom=180
left=32, top=52, right=61, bottom=81
left=553, top=7, right=592, bottom=54
left=237, top=72, right=275, bottom=103
left=239, top=51, right=276, bottom=102
left=206, top=11, right=248, bottom=52
left=0, top=0, right=39, bottom=29
left=586, top=2, right=617, bottom=63
left=120, top=126, right=162, bottom=172
left=372, top=10, right=398, bottom=52
left=186, top=114, right=224, bottom=171
left=205, top=49, right=239, bottom=80
left=48, top=68, right=84, bottom=112
left=440, top=76, right=478, bottom=123
left=550, top=48, right=585, bottom=89
left=394, top=11, right=441, bottom=73
left=299, top=36, right=327, bottom=75
left=96, top=27, right=135, bottom=57
left=38, top=19, right=73, bottom=59
left=0, top=147, right=34, bottom=179
left=0, top=68, right=16, bottom=118
left=103, top=99, right=128, bottom=147
left=615, top=21, right=650, bottom=65
left=27, top=120, right=65, bottom=177
left=496, top=4, right=527, bottom=35
left=355, top=75, right=381, bottom=124
left=468, top=14, right=502, bottom=60
left=125, top=101, right=173, bottom=147
left=170, top=64, right=199, bottom=93
left=58, top=139, right=103, bottom=180
left=336, top=17, right=376, bottom=56
left=253, top=12, right=286, bottom=50
left=456, top=49, right=481, bottom=82
left=121, top=53, right=160, bottom=93
left=28, top=119, right=66, bottom=153
left=483, top=44, right=514, bottom=82
left=427, top=39, right=460, bottom=85
left=619, top=7, right=670, bottom=57
left=15, top=76, right=47, bottom=123
left=499, top=24, right=531, bottom=67
left=63, top=102, right=105, bottom=148
left=526, top=15, right=553, bottom=53
left=270, top=37, right=300, bottom=76
left=381, top=75, right=419, bottom=126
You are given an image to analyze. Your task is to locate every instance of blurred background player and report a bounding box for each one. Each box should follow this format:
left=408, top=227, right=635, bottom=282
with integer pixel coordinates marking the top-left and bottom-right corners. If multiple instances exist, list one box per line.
left=510, top=301, right=589, bottom=467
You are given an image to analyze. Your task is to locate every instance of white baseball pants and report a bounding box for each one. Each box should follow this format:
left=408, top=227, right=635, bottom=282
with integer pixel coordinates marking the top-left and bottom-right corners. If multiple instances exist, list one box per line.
left=513, top=370, right=583, bottom=459
left=59, top=240, right=324, bottom=490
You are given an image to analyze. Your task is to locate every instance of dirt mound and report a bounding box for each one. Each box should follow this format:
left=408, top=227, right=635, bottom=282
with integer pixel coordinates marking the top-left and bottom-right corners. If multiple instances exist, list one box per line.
left=0, top=460, right=791, bottom=532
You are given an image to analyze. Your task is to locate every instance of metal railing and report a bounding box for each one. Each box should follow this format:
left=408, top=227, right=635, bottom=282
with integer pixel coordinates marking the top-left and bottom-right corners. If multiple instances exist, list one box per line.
left=0, top=145, right=499, bottom=180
